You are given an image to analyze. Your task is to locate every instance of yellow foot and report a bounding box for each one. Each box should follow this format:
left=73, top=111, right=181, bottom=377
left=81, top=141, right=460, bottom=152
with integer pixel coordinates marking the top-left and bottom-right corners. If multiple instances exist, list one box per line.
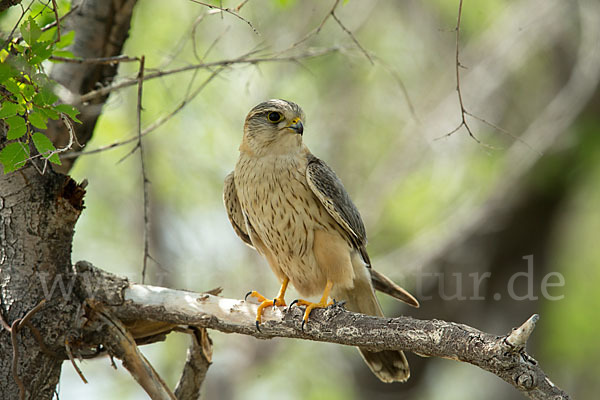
left=289, top=280, right=334, bottom=331
left=245, top=278, right=289, bottom=332
left=289, top=298, right=333, bottom=331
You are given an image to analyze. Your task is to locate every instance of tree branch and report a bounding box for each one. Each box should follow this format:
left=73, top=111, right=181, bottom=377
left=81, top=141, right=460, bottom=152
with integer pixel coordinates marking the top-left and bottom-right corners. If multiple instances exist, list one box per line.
left=74, top=261, right=569, bottom=400
left=173, top=327, right=212, bottom=400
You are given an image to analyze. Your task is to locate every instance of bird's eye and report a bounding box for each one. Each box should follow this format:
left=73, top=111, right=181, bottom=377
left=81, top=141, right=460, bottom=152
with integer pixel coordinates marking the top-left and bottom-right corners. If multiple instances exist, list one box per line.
left=267, top=112, right=283, bottom=123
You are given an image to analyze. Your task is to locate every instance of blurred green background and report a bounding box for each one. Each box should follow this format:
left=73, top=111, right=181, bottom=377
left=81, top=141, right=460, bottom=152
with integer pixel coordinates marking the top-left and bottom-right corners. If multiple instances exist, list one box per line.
left=3, top=0, right=600, bottom=399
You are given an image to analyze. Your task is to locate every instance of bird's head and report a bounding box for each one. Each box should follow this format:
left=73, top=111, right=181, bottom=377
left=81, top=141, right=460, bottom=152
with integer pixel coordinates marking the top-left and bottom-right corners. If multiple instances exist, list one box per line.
left=241, top=99, right=306, bottom=156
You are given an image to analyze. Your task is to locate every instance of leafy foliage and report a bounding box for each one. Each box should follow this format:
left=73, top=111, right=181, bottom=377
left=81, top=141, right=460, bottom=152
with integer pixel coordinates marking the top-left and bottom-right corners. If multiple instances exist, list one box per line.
left=0, top=15, right=80, bottom=173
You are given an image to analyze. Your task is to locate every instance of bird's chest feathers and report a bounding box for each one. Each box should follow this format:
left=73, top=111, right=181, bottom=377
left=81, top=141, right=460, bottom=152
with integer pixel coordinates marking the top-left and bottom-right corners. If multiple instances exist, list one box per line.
left=235, top=154, right=319, bottom=253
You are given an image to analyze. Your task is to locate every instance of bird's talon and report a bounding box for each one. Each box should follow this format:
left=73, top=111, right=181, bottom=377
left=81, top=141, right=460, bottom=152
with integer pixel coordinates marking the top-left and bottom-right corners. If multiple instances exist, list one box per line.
left=246, top=280, right=289, bottom=331
left=301, top=320, right=306, bottom=332
left=245, top=291, right=252, bottom=301
left=288, top=299, right=299, bottom=312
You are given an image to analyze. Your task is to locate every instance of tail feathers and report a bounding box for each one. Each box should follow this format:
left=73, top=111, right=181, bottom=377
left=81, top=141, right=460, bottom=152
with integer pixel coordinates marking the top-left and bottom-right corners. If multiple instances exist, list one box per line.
left=369, top=268, right=420, bottom=308
left=359, top=348, right=410, bottom=383
left=333, top=275, right=411, bottom=383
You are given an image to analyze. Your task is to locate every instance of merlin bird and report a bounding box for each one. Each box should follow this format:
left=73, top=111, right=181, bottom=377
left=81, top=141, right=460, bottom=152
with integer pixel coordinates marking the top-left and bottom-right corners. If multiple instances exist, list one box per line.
left=223, top=99, right=419, bottom=383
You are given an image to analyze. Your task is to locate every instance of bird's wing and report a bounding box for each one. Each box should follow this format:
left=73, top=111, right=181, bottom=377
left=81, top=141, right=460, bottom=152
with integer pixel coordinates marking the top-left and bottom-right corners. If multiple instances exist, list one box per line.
left=306, top=155, right=419, bottom=307
left=369, top=268, right=420, bottom=307
left=305, top=154, right=369, bottom=260
left=223, top=171, right=254, bottom=248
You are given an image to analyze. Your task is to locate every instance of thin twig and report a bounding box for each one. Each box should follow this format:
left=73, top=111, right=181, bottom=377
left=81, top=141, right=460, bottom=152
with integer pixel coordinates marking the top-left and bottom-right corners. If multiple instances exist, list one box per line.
left=65, top=339, right=88, bottom=384
left=39, top=4, right=79, bottom=33
left=6, top=3, right=79, bottom=46
left=371, top=56, right=419, bottom=121
left=434, top=0, right=529, bottom=150
left=279, top=0, right=340, bottom=54
left=50, top=55, right=140, bottom=64
left=435, top=0, right=485, bottom=144
left=202, top=25, right=230, bottom=61
left=24, top=113, right=78, bottom=174
left=78, top=47, right=338, bottom=103
left=234, top=0, right=250, bottom=12
left=465, top=110, right=541, bottom=155
left=2, top=0, right=35, bottom=49
left=330, top=9, right=374, bottom=65
left=11, top=320, right=25, bottom=400
left=6, top=299, right=47, bottom=400
left=18, top=299, right=46, bottom=327
left=70, top=67, right=223, bottom=160
left=50, top=0, right=60, bottom=42
left=134, top=56, right=151, bottom=284
left=189, top=0, right=258, bottom=35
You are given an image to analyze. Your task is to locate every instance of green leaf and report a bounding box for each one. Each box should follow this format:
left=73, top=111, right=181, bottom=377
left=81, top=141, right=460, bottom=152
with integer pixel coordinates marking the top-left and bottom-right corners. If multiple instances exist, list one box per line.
left=6, top=115, right=27, bottom=139
left=56, top=31, right=75, bottom=49
left=28, top=41, right=54, bottom=64
left=0, top=142, right=30, bottom=173
left=32, top=87, right=58, bottom=106
left=20, top=17, right=42, bottom=46
left=3, top=79, right=22, bottom=97
left=11, top=43, right=24, bottom=53
left=55, top=104, right=81, bottom=123
left=51, top=50, right=75, bottom=59
left=28, top=110, right=48, bottom=129
left=21, top=83, right=35, bottom=100
left=32, top=132, right=60, bottom=165
left=0, top=102, right=19, bottom=118
left=38, top=106, right=59, bottom=120
left=38, top=27, right=57, bottom=43
left=0, top=62, right=19, bottom=82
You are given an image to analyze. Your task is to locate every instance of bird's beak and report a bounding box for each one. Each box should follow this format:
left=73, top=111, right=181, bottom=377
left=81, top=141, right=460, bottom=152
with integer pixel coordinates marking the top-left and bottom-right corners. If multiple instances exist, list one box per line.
left=287, top=118, right=304, bottom=135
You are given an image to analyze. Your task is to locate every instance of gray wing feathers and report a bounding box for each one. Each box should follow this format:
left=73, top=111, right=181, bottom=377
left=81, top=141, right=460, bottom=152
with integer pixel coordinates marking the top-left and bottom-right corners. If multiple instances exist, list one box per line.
left=223, top=172, right=254, bottom=248
left=305, top=154, right=368, bottom=254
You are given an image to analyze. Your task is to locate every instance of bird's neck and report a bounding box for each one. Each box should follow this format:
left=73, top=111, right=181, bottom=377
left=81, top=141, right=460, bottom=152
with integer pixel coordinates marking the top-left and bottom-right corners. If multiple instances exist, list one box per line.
left=239, top=135, right=303, bottom=158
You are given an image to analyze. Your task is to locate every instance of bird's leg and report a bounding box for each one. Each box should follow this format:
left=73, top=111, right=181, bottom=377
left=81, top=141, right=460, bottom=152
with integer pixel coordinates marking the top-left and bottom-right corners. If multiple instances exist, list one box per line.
left=245, top=277, right=289, bottom=330
left=290, top=280, right=334, bottom=330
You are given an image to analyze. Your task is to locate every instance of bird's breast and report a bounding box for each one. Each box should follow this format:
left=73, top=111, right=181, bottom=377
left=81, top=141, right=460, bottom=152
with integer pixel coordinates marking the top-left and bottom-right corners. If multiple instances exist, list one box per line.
left=234, top=153, right=349, bottom=296
left=236, top=155, right=312, bottom=247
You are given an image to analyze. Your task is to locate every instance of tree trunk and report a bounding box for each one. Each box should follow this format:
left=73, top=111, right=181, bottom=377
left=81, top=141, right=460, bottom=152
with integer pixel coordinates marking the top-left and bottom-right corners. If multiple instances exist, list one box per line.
left=0, top=166, right=85, bottom=400
left=1, top=0, right=137, bottom=397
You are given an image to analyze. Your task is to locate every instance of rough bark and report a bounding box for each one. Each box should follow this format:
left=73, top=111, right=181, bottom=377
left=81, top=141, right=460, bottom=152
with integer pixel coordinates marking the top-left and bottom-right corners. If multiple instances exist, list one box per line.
left=0, top=167, right=85, bottom=400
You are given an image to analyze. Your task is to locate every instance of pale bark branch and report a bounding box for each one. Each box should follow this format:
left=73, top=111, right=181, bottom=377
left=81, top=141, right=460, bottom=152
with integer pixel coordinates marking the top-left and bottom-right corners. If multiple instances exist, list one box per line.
left=74, top=261, right=569, bottom=400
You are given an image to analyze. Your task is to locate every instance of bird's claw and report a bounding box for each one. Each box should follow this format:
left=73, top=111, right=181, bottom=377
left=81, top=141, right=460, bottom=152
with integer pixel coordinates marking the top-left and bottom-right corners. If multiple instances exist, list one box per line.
left=288, top=299, right=299, bottom=313
left=246, top=289, right=287, bottom=333
left=289, top=298, right=333, bottom=332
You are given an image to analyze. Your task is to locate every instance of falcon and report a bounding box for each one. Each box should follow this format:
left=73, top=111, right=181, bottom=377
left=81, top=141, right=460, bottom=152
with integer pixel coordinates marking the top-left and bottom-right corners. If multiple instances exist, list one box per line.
left=223, top=99, right=419, bottom=383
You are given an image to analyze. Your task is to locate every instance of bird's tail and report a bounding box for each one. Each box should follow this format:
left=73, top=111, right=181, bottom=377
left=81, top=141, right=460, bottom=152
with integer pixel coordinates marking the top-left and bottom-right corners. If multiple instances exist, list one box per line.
left=333, top=273, right=410, bottom=383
